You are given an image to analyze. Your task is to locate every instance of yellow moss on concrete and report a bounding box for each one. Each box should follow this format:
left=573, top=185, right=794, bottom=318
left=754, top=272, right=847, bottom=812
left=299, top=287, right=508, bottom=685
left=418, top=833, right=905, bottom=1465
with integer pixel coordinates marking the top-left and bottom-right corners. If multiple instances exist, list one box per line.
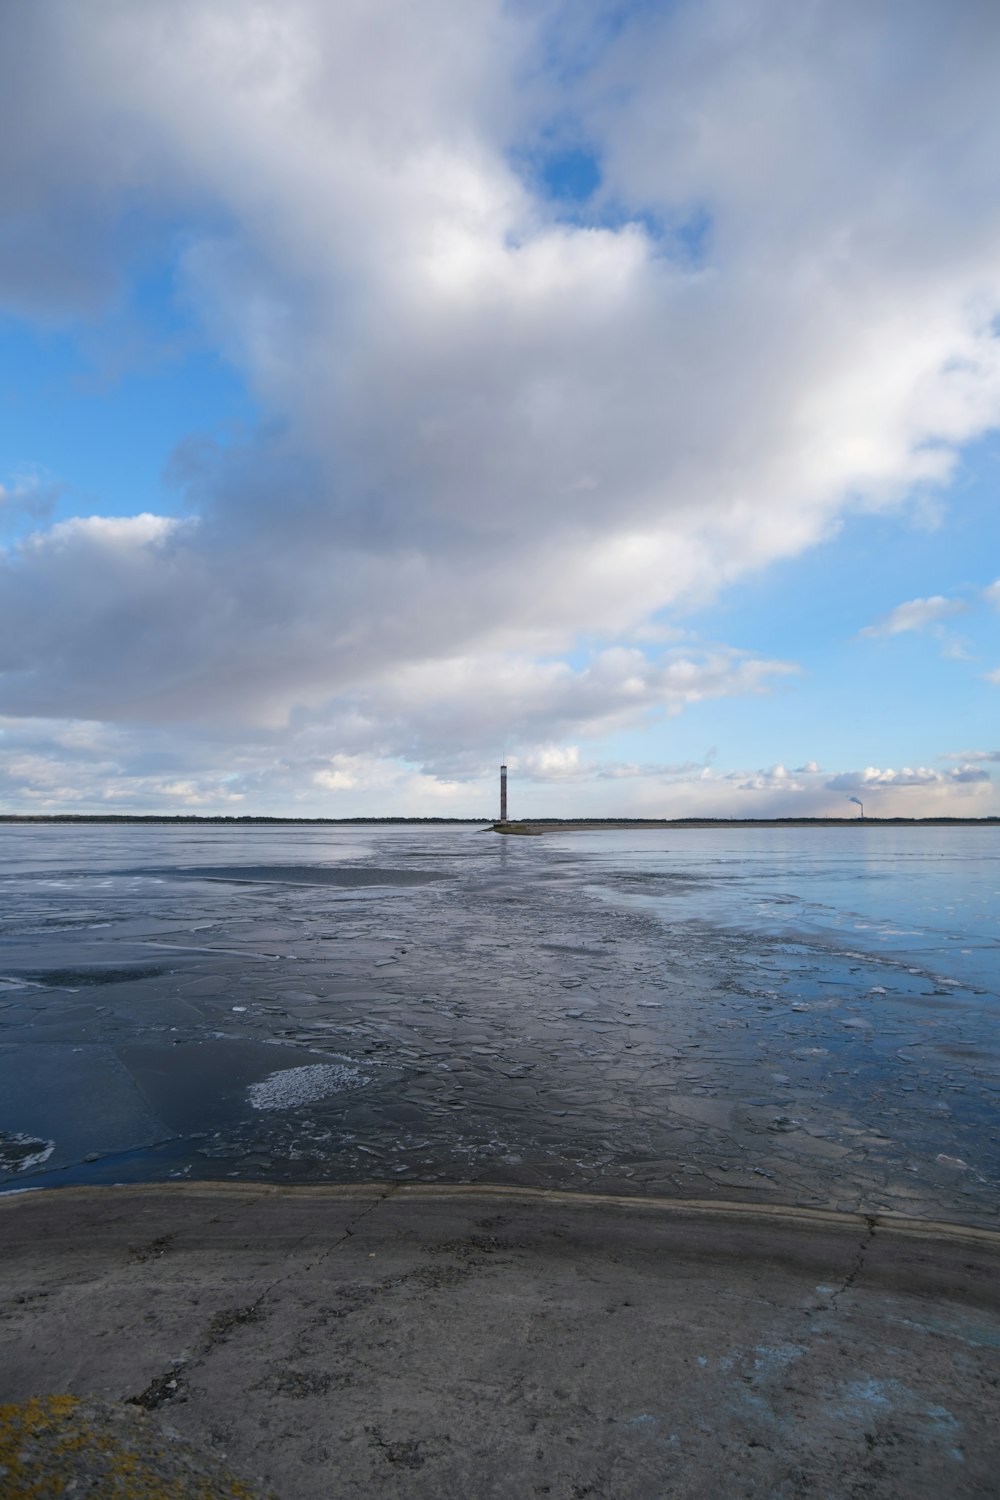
left=0, top=1395, right=264, bottom=1499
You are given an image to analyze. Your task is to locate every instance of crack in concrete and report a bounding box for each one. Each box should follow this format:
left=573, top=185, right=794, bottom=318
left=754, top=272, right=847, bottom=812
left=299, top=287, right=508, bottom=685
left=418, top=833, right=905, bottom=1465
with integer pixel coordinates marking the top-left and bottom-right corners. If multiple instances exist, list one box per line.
left=829, top=1214, right=878, bottom=1307
left=124, top=1185, right=397, bottom=1411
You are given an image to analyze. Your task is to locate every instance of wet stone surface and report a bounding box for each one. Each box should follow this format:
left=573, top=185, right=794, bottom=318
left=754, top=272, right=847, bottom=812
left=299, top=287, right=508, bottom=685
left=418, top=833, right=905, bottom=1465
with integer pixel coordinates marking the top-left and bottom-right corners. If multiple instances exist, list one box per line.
left=0, top=823, right=997, bottom=1226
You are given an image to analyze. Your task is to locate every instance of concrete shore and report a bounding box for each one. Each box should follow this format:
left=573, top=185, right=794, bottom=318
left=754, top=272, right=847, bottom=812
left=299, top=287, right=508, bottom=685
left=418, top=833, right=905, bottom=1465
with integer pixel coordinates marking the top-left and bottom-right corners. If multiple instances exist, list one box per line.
left=2, top=1184, right=999, bottom=1497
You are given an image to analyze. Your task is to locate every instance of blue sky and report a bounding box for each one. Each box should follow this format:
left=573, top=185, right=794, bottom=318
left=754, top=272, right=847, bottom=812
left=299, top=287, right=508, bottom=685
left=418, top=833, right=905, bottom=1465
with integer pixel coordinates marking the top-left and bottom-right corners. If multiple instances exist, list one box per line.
left=0, top=0, right=998, bottom=817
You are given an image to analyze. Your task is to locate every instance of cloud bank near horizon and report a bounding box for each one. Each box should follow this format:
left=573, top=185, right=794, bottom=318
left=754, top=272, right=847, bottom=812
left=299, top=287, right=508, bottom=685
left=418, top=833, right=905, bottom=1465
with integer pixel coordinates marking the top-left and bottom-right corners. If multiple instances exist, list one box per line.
left=2, top=1, right=1000, bottom=813
left=1, top=710, right=995, bottom=821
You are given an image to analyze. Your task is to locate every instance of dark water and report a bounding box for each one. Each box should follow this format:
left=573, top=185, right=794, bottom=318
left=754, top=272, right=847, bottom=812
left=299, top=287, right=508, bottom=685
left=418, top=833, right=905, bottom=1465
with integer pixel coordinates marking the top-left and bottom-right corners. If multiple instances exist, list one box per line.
left=0, top=824, right=997, bottom=1226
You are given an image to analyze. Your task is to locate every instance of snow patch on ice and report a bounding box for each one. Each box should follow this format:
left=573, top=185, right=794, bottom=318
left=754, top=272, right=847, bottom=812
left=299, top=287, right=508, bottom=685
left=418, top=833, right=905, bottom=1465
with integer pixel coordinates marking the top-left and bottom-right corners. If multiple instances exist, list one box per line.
left=248, top=1063, right=371, bottom=1112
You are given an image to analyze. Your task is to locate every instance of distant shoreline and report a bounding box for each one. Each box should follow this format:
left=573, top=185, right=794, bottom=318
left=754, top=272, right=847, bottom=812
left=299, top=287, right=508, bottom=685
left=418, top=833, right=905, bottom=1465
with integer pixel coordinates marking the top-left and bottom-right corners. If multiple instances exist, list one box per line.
left=1, top=814, right=997, bottom=828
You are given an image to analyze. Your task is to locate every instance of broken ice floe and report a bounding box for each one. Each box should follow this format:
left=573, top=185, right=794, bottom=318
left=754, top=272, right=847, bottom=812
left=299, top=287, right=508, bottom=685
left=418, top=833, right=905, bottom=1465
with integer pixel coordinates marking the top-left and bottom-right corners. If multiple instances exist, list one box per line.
left=248, top=1063, right=371, bottom=1112
left=0, top=1132, right=55, bottom=1173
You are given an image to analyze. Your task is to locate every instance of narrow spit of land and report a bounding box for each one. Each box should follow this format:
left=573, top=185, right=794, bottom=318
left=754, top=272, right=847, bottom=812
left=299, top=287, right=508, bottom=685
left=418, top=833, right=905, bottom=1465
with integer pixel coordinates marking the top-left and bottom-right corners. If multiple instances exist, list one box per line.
left=489, top=817, right=1000, bottom=832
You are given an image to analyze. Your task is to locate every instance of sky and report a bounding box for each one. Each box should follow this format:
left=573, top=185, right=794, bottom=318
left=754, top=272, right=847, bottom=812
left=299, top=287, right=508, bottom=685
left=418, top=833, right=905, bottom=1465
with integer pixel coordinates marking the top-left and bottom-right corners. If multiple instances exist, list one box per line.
left=1, top=0, right=998, bottom=820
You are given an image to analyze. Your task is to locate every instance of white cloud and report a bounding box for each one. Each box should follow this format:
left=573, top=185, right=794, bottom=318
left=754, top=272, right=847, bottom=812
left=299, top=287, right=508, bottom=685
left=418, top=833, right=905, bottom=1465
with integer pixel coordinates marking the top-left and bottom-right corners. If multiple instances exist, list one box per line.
left=26, top=513, right=184, bottom=551
left=826, top=765, right=991, bottom=790
left=312, top=754, right=469, bottom=807
left=504, top=747, right=711, bottom=783
left=728, top=763, right=805, bottom=793
left=154, top=780, right=244, bottom=806
left=859, top=595, right=967, bottom=638
left=986, top=668, right=1000, bottom=686
left=357, top=648, right=796, bottom=773
left=939, top=748, right=1000, bottom=763
left=597, top=759, right=706, bottom=781
left=857, top=577, right=1000, bottom=653
left=312, top=754, right=407, bottom=793
left=2, top=3, right=1000, bottom=792
left=511, top=745, right=587, bottom=782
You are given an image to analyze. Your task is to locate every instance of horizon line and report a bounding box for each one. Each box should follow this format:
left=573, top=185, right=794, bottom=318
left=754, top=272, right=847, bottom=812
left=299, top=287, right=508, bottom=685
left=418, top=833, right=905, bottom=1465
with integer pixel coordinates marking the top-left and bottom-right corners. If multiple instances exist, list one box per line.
left=1, top=813, right=997, bottom=827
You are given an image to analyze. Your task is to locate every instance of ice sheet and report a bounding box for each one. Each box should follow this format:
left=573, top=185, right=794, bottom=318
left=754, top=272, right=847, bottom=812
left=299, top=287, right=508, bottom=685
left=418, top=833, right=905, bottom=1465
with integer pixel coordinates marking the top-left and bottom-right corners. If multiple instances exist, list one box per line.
left=0, top=822, right=996, bottom=1224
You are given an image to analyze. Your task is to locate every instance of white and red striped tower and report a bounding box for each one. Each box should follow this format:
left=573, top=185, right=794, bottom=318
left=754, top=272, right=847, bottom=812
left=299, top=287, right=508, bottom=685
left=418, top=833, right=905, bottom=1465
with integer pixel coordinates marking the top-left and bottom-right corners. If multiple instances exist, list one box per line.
left=500, top=763, right=508, bottom=822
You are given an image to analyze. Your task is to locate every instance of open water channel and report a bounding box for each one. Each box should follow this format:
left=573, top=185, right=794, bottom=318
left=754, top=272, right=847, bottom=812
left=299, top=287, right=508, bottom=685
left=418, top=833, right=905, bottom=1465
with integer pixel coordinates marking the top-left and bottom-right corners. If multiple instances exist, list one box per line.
left=0, top=823, right=997, bottom=1226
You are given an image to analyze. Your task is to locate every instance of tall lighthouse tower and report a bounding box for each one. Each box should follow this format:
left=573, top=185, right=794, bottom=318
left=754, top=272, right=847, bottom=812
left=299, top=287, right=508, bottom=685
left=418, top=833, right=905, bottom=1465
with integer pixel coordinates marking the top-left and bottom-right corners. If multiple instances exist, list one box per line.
left=499, top=763, right=508, bottom=822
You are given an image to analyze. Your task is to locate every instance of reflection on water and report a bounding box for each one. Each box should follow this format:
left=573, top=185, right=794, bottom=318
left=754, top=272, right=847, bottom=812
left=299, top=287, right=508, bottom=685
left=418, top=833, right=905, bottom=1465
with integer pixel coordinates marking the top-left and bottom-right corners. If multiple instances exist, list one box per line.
left=0, top=823, right=997, bottom=1226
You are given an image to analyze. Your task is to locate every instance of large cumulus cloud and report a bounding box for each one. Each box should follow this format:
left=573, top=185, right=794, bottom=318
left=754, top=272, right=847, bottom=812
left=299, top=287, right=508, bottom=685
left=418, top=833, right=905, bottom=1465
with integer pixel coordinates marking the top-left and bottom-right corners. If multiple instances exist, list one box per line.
left=2, top=0, right=1000, bottom=803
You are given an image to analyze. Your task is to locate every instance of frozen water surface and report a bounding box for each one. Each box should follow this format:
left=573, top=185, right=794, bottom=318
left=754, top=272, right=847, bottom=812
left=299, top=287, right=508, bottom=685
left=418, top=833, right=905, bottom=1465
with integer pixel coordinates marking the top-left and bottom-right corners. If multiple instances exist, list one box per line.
left=0, top=823, right=997, bottom=1226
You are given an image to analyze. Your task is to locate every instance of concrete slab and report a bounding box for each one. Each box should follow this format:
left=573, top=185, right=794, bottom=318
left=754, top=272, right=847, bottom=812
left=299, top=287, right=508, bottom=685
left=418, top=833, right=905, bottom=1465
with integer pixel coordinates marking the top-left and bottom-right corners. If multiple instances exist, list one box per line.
left=2, top=1184, right=999, bottom=1498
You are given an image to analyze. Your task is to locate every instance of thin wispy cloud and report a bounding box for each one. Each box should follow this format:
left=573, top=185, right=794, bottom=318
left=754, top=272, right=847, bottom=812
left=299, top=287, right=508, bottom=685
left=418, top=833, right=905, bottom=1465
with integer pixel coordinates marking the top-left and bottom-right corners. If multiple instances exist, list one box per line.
left=826, top=766, right=990, bottom=790
left=858, top=595, right=967, bottom=638
left=0, top=472, right=61, bottom=534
